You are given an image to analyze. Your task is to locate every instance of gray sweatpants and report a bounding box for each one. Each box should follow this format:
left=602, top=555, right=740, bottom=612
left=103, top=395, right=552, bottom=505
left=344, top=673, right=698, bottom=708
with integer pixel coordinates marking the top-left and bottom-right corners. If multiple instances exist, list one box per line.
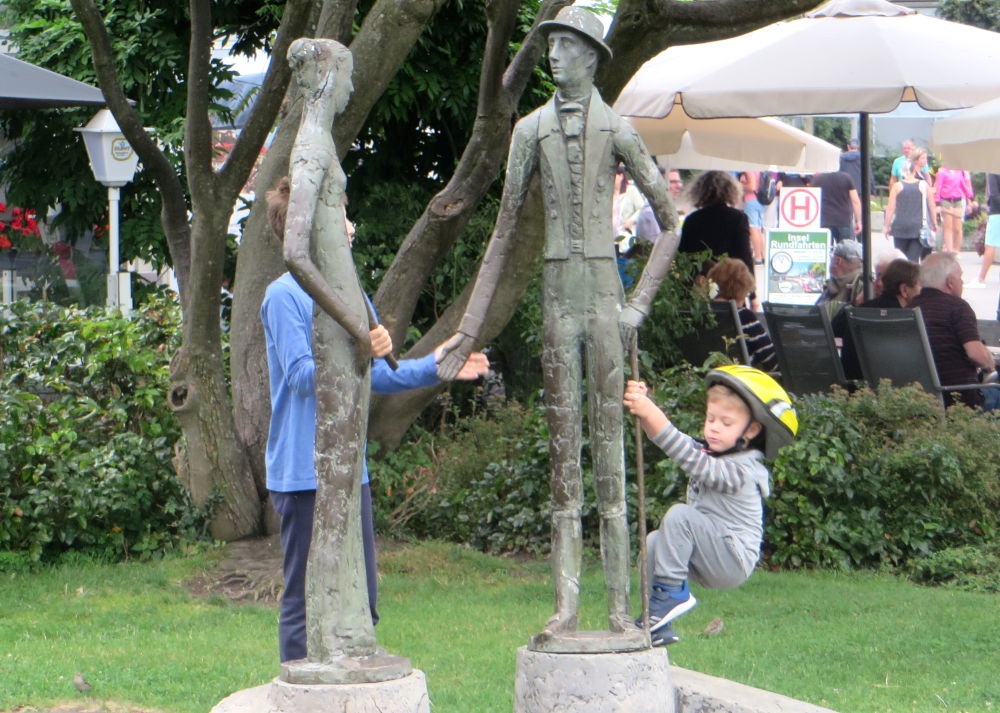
left=646, top=503, right=754, bottom=590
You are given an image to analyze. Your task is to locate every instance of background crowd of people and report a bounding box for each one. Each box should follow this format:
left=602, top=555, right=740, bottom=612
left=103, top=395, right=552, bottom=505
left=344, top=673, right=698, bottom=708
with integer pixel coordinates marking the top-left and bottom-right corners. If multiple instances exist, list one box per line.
left=610, top=138, right=1000, bottom=413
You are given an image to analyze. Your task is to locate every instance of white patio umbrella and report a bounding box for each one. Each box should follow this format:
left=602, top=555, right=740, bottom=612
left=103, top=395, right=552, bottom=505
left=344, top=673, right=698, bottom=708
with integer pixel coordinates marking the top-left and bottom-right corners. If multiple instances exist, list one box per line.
left=614, top=0, right=1000, bottom=292
left=631, top=116, right=841, bottom=173
left=932, top=96, right=1000, bottom=172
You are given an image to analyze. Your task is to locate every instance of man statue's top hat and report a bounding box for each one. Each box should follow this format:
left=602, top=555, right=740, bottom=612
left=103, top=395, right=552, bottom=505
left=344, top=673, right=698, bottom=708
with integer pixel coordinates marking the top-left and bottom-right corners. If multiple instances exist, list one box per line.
left=538, top=6, right=613, bottom=63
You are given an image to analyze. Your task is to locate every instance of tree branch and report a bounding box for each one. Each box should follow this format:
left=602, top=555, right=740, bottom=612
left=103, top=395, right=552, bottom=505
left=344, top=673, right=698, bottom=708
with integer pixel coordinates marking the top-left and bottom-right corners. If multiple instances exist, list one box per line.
left=372, top=0, right=567, bottom=346
left=334, top=0, right=448, bottom=156
left=599, top=0, right=824, bottom=101
left=68, top=0, right=192, bottom=293
left=185, top=0, right=215, bottom=191
left=218, top=0, right=314, bottom=200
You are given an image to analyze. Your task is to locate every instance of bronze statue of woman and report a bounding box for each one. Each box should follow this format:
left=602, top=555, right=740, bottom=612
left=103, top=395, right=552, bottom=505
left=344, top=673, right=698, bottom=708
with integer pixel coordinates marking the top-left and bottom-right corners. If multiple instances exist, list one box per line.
left=282, top=37, right=378, bottom=664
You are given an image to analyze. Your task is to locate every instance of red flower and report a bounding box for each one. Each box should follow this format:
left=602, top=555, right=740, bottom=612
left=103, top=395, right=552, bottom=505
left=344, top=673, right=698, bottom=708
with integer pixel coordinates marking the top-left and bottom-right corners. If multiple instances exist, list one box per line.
left=0, top=235, right=10, bottom=249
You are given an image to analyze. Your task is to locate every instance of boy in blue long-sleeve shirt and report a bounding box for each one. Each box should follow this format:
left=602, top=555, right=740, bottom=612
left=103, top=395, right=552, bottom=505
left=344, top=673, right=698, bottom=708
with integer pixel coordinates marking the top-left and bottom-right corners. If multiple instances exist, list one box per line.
left=263, top=178, right=488, bottom=662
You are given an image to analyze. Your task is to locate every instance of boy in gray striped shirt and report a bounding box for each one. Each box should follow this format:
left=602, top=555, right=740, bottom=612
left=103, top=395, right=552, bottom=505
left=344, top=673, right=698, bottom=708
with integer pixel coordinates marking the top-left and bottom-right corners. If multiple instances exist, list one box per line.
left=623, top=365, right=797, bottom=645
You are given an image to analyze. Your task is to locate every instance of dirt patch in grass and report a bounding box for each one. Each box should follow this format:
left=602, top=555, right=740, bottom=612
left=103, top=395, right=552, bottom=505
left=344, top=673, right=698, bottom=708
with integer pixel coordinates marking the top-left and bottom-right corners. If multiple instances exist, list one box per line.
left=7, top=704, right=161, bottom=713
left=184, top=535, right=285, bottom=606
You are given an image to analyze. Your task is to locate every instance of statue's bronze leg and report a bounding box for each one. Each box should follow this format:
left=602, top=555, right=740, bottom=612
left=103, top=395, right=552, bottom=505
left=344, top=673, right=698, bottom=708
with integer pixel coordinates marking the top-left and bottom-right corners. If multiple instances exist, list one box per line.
left=541, top=267, right=584, bottom=634
left=586, top=262, right=632, bottom=633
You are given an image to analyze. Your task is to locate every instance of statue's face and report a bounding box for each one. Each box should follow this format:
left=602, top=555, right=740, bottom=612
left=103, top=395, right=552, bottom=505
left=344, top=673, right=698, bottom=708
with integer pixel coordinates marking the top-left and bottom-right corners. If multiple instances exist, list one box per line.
left=547, top=30, right=596, bottom=88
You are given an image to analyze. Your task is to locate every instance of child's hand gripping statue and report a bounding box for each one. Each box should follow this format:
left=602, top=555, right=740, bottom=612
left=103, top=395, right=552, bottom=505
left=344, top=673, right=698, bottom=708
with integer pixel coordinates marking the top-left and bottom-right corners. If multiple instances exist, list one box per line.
left=623, top=366, right=797, bottom=646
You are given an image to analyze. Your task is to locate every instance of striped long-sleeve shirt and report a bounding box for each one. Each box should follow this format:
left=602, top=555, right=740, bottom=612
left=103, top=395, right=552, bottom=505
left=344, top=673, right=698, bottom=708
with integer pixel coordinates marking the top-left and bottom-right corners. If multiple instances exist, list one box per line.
left=652, top=420, right=771, bottom=573
left=737, top=307, right=778, bottom=373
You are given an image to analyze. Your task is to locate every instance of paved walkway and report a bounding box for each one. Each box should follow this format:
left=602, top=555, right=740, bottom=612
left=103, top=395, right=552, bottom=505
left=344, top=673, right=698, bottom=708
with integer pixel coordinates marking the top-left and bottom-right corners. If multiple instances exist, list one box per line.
left=953, top=248, right=999, bottom=321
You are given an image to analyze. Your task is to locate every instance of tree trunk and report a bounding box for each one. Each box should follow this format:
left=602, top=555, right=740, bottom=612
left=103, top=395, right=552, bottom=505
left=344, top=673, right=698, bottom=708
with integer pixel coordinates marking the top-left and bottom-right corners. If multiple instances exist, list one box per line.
left=170, top=211, right=261, bottom=540
left=231, top=101, right=301, bottom=501
left=368, top=183, right=545, bottom=448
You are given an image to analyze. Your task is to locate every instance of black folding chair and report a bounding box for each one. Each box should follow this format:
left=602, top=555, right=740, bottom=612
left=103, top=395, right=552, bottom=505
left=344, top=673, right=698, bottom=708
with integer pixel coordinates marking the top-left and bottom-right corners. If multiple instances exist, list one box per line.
left=763, top=302, right=849, bottom=394
left=845, top=306, right=1000, bottom=406
left=675, top=300, right=751, bottom=367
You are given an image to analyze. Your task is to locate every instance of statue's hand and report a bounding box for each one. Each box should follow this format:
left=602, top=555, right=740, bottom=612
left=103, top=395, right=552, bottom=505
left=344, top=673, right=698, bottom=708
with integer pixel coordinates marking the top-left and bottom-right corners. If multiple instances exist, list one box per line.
left=619, top=303, right=644, bottom=352
left=436, top=333, right=475, bottom=381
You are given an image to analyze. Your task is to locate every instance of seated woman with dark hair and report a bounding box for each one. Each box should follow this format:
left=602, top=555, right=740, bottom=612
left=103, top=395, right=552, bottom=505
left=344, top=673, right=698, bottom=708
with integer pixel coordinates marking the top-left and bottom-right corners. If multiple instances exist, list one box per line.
left=706, top=258, right=778, bottom=373
left=837, top=258, right=921, bottom=381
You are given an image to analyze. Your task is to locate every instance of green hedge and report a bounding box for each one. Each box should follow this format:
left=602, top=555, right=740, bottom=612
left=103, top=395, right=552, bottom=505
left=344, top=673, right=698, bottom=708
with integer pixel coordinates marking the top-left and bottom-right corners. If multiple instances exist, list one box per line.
left=371, top=368, right=1000, bottom=589
left=0, top=295, right=205, bottom=565
left=767, top=383, right=1000, bottom=571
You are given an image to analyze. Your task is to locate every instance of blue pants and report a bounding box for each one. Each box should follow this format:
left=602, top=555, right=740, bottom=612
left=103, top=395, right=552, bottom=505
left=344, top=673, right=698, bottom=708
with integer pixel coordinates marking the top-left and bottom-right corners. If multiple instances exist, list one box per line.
left=270, top=484, right=379, bottom=662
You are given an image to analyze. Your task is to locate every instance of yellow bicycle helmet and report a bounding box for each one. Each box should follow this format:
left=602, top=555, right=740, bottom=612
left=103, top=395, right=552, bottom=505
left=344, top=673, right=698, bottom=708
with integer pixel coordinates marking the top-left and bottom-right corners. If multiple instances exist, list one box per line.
left=705, top=365, right=798, bottom=459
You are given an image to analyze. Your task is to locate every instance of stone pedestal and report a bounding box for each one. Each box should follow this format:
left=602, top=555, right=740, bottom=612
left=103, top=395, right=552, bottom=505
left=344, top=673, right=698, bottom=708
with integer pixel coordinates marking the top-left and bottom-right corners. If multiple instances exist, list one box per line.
left=281, top=650, right=412, bottom=684
left=514, top=646, right=673, bottom=713
left=210, top=670, right=430, bottom=713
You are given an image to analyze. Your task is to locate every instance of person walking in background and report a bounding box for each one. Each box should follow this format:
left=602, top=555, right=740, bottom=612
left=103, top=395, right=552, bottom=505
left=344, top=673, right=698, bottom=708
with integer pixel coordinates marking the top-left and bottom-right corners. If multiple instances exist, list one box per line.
left=633, top=168, right=685, bottom=248
left=889, top=139, right=931, bottom=191
left=811, top=170, right=862, bottom=243
left=839, top=137, right=873, bottom=202
left=884, top=147, right=938, bottom=263
left=935, top=166, right=974, bottom=255
left=975, top=174, right=1000, bottom=291
left=738, top=171, right=765, bottom=263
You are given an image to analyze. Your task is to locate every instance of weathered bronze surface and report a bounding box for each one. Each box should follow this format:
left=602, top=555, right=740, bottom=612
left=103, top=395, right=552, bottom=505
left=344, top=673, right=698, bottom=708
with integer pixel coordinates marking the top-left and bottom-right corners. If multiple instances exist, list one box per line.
left=437, top=8, right=680, bottom=647
left=282, top=38, right=401, bottom=677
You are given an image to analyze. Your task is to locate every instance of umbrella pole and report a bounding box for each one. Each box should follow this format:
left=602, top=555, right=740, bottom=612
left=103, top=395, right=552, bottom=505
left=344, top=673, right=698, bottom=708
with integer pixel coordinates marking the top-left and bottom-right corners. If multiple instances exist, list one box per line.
left=860, top=111, right=873, bottom=300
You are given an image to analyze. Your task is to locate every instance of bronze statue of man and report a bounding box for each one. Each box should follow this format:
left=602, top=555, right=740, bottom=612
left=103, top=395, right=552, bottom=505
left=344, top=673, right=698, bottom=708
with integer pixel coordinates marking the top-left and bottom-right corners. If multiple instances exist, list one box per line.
left=438, top=7, right=679, bottom=639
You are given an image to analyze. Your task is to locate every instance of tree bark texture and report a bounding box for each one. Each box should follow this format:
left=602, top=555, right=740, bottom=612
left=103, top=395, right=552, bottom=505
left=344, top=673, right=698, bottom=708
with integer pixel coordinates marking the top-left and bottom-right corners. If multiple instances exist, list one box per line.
left=72, top=0, right=313, bottom=539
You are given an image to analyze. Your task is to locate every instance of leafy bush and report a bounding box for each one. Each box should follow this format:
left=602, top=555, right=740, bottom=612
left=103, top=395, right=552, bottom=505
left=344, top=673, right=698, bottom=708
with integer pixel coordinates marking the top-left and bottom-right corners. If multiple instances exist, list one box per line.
left=906, top=541, right=1000, bottom=593
left=372, top=363, right=1000, bottom=593
left=370, top=397, right=559, bottom=554
left=0, top=294, right=205, bottom=565
left=767, top=384, right=1000, bottom=571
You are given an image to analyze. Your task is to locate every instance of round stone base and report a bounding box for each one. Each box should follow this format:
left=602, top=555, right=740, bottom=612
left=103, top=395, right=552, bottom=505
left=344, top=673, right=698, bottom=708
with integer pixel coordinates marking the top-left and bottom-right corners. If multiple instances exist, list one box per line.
left=514, top=646, right=673, bottom=713
left=210, top=670, right=430, bottom=713
left=529, top=628, right=650, bottom=654
left=281, top=650, right=411, bottom=684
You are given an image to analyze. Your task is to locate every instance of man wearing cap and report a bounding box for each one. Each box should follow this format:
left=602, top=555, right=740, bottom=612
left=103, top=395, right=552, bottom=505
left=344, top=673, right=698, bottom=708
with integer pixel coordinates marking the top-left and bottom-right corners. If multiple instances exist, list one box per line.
left=437, top=6, right=678, bottom=637
left=817, top=239, right=865, bottom=307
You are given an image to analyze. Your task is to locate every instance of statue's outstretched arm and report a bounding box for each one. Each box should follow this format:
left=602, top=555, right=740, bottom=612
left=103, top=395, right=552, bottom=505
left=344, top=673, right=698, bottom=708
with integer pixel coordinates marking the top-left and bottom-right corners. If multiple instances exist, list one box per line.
left=617, top=122, right=681, bottom=344
left=438, top=122, right=538, bottom=380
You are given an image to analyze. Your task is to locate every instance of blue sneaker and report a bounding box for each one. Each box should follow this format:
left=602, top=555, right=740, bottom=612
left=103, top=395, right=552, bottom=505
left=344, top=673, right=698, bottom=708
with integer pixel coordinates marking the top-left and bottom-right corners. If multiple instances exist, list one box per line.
left=648, top=581, right=697, bottom=632
left=650, top=622, right=680, bottom=647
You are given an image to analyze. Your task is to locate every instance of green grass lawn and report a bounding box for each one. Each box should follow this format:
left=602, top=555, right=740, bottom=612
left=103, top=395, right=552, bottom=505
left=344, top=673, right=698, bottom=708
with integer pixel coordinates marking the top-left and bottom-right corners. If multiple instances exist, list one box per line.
left=1, top=541, right=997, bottom=713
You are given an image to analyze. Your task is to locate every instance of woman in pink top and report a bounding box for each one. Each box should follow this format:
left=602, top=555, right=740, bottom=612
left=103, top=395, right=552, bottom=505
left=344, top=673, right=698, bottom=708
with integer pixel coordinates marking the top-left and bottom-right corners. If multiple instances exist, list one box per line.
left=934, top=167, right=973, bottom=253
